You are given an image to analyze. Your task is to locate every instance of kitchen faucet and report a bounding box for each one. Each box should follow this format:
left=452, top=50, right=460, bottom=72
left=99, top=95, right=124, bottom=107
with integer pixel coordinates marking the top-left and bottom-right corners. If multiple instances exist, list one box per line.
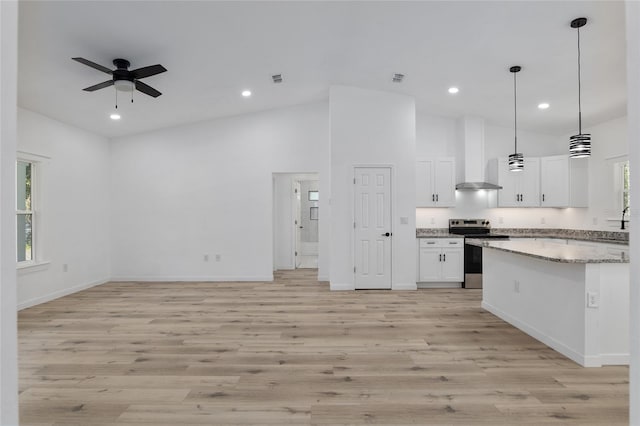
left=621, top=206, right=630, bottom=230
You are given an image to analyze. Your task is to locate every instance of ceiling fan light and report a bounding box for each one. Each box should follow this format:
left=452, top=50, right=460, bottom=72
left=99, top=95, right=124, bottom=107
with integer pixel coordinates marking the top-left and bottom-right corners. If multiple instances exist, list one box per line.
left=509, top=152, right=524, bottom=171
left=114, top=80, right=134, bottom=92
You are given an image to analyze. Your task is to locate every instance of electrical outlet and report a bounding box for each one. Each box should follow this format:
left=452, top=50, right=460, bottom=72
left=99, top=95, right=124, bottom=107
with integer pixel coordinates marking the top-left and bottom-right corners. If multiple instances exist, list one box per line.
left=514, top=280, right=520, bottom=293
left=204, top=254, right=209, bottom=262
left=63, top=264, right=68, bottom=272
left=587, top=291, right=599, bottom=308
left=215, top=254, right=221, bottom=262
left=499, top=217, right=504, bottom=224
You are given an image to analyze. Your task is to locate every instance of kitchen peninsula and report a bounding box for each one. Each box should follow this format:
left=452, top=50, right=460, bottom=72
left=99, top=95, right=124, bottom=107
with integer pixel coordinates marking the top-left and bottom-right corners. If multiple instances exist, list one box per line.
left=473, top=238, right=629, bottom=367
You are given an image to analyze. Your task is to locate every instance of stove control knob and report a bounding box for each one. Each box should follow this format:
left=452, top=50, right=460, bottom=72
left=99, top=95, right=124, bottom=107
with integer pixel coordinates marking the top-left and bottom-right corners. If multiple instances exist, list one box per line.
left=485, top=221, right=490, bottom=226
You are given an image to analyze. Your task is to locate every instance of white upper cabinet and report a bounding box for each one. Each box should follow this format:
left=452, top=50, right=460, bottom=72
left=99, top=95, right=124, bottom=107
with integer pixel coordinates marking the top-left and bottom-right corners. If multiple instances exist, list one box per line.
left=540, top=155, right=570, bottom=207
left=416, top=157, right=456, bottom=207
left=491, top=155, right=588, bottom=208
left=540, top=155, right=588, bottom=208
left=495, top=157, right=540, bottom=207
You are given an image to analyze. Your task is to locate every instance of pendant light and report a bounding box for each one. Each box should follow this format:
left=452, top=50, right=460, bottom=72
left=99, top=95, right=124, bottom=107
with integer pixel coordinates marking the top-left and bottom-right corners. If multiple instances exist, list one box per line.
left=508, top=65, right=524, bottom=172
left=569, top=17, right=591, bottom=158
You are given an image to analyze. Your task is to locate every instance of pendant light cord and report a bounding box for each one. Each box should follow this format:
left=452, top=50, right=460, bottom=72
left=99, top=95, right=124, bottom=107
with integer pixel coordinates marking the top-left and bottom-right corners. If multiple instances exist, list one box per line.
left=577, top=25, right=582, bottom=133
left=513, top=71, right=518, bottom=153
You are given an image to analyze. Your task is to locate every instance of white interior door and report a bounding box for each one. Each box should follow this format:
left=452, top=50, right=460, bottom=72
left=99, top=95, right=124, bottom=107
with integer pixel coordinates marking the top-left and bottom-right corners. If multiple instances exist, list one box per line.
left=354, top=167, right=392, bottom=289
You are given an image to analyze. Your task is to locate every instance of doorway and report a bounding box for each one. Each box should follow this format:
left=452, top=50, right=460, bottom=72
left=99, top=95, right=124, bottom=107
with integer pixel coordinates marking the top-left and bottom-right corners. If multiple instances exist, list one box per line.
left=272, top=173, right=319, bottom=271
left=354, top=167, right=392, bottom=289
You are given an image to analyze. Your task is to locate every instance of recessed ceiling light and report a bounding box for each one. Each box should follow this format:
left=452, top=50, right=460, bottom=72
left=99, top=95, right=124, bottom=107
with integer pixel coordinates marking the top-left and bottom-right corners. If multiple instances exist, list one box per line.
left=448, top=87, right=459, bottom=94
left=242, top=90, right=252, bottom=97
left=110, top=113, right=121, bottom=120
left=538, top=102, right=550, bottom=110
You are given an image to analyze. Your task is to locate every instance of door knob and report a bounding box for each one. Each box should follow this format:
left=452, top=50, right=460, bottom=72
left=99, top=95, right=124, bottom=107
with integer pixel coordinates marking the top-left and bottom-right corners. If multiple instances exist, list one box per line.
left=381, top=232, right=391, bottom=237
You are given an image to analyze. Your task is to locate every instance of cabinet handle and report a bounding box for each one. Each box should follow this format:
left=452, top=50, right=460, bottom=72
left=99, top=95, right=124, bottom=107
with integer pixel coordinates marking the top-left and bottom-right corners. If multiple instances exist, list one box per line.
left=436, top=194, right=439, bottom=202
left=516, top=194, right=519, bottom=202
left=432, top=194, right=435, bottom=202
left=427, top=241, right=436, bottom=244
left=542, top=194, right=545, bottom=202
left=439, top=254, right=442, bottom=262
left=521, top=194, right=524, bottom=202
left=443, top=253, right=446, bottom=261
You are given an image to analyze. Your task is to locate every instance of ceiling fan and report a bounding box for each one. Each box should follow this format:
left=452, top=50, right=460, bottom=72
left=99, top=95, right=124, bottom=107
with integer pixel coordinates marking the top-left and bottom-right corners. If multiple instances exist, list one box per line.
left=72, top=57, right=167, bottom=98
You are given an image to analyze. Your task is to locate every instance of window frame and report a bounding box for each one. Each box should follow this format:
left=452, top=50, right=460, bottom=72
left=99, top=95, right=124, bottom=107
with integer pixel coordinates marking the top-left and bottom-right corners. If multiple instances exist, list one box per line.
left=16, top=151, right=50, bottom=272
left=16, top=160, right=35, bottom=266
left=615, top=159, right=630, bottom=213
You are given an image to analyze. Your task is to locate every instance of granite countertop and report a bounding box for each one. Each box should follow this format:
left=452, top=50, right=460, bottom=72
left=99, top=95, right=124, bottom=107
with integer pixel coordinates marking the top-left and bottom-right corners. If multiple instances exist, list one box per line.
left=417, top=228, right=629, bottom=244
left=492, top=228, right=629, bottom=244
left=466, top=238, right=629, bottom=264
left=416, top=229, right=463, bottom=238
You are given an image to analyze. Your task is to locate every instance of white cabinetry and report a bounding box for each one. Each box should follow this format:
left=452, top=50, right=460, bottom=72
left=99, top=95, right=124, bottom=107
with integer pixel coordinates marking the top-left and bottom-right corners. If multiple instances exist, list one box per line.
left=540, top=155, right=588, bottom=208
left=490, top=155, right=587, bottom=208
left=417, top=238, right=463, bottom=283
left=416, top=158, right=456, bottom=207
left=495, top=157, right=540, bottom=207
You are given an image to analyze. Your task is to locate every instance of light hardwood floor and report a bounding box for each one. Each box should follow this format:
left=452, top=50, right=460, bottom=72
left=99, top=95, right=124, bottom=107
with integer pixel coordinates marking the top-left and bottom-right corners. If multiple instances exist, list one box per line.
left=19, top=269, right=628, bottom=425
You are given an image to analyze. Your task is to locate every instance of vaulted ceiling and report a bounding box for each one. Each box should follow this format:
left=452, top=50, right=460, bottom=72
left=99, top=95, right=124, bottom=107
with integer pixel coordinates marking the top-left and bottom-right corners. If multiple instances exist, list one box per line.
left=18, top=1, right=626, bottom=138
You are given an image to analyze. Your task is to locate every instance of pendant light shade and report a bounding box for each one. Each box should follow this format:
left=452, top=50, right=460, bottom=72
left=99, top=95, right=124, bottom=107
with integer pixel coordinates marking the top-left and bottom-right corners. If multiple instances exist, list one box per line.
left=509, top=65, right=524, bottom=172
left=569, top=17, right=591, bottom=158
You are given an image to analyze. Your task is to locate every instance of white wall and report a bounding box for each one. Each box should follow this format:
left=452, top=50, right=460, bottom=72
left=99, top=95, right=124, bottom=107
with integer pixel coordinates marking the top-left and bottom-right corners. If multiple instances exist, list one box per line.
left=1, top=1, right=19, bottom=423
left=16, top=108, right=111, bottom=308
left=625, top=1, right=640, bottom=422
left=110, top=102, right=330, bottom=282
left=415, top=113, right=628, bottom=231
left=329, top=86, right=416, bottom=290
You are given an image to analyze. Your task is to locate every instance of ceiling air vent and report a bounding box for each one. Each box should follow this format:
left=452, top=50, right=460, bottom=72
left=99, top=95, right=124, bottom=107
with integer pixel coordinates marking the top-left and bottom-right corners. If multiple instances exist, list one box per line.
left=272, top=74, right=283, bottom=84
left=392, top=73, right=405, bottom=83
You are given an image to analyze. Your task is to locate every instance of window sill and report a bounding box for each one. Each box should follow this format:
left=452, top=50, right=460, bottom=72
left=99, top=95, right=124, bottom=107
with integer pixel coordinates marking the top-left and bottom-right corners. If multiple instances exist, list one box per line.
left=17, top=261, right=51, bottom=275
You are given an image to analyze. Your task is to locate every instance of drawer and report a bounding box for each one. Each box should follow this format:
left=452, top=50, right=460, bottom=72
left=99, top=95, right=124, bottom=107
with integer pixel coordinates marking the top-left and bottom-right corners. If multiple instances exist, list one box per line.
left=419, top=238, right=463, bottom=248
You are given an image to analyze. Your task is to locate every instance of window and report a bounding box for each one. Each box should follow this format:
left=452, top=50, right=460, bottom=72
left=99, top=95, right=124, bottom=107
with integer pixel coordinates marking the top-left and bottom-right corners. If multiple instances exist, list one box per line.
left=308, top=190, right=319, bottom=201
left=17, top=161, right=34, bottom=263
left=615, top=160, right=630, bottom=212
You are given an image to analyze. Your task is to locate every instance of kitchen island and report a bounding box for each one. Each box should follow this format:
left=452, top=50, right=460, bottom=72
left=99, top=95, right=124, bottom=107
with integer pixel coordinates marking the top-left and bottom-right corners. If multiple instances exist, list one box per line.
left=469, top=238, right=629, bottom=367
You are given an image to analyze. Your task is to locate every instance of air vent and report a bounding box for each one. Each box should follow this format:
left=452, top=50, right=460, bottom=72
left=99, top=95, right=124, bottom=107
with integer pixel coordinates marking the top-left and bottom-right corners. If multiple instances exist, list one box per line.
left=392, top=73, right=405, bottom=83
left=272, top=74, right=283, bottom=84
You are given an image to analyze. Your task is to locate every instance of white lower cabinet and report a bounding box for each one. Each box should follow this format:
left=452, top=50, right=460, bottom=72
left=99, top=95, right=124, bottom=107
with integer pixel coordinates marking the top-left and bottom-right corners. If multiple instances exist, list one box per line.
left=417, top=238, right=463, bottom=283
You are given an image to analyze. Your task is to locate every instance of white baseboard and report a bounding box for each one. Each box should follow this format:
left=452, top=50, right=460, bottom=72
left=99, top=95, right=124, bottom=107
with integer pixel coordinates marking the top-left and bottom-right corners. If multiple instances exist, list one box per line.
left=110, top=275, right=274, bottom=282
left=18, top=278, right=109, bottom=310
left=317, top=274, right=330, bottom=282
left=393, top=282, right=417, bottom=291
left=330, top=282, right=354, bottom=291
left=417, top=282, right=462, bottom=289
left=482, top=300, right=587, bottom=367
left=598, top=353, right=630, bottom=366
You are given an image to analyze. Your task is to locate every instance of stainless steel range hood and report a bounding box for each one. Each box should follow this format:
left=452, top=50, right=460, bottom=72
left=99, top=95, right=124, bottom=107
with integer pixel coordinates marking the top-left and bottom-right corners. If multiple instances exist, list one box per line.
left=455, top=117, right=502, bottom=191
left=455, top=181, right=502, bottom=190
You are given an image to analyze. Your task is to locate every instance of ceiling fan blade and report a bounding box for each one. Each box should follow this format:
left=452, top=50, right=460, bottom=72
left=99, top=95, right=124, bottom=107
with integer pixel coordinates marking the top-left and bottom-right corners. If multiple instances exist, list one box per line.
left=131, top=64, right=167, bottom=79
left=82, top=80, right=114, bottom=92
left=72, top=57, right=112, bottom=74
left=135, top=80, right=162, bottom=97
